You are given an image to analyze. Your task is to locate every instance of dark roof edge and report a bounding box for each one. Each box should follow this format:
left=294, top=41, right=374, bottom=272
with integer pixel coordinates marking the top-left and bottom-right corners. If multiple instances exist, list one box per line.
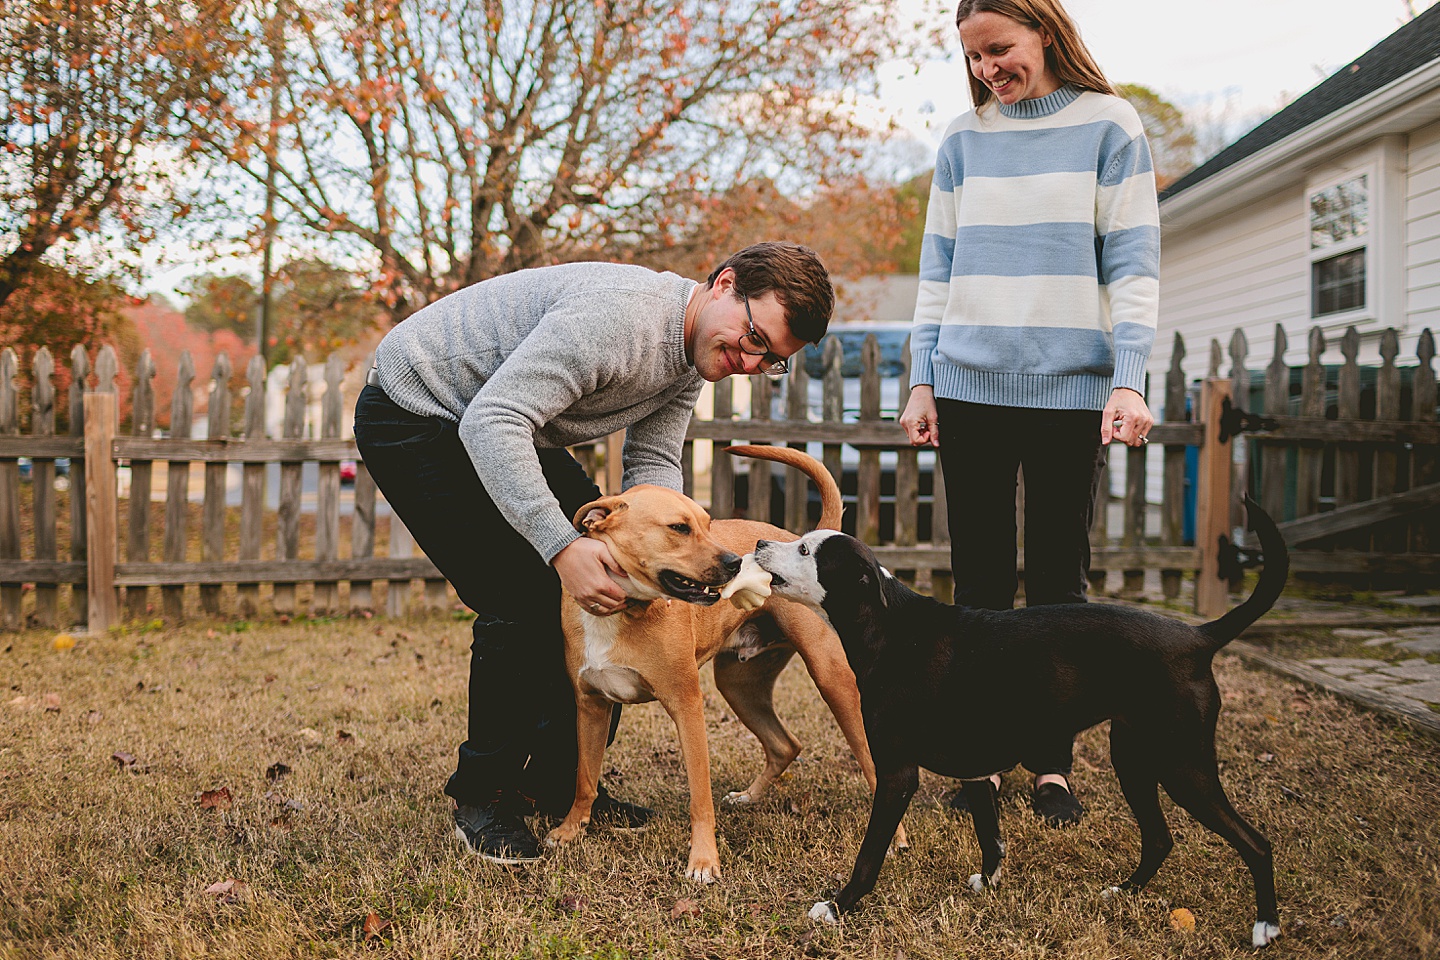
left=1160, top=4, right=1440, bottom=202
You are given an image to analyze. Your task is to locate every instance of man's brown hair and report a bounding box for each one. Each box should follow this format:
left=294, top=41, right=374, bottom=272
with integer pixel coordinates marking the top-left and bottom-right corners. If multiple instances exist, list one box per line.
left=707, top=241, right=833, bottom=344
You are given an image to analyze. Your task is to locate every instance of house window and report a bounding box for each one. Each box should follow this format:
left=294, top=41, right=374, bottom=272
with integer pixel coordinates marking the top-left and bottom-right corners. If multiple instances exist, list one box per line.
left=1308, top=174, right=1368, bottom=319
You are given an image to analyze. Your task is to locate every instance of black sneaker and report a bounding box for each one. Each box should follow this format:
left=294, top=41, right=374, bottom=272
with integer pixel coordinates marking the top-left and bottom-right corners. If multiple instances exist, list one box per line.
left=1031, top=782, right=1084, bottom=827
left=588, top=786, right=654, bottom=832
left=453, top=801, right=543, bottom=864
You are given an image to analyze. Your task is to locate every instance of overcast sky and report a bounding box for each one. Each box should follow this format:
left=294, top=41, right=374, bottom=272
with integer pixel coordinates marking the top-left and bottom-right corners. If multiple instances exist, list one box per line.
left=877, top=0, right=1438, bottom=152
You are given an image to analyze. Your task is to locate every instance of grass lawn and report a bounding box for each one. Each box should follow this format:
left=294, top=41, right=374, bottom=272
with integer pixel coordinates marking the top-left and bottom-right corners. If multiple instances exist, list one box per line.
left=3, top=615, right=1439, bottom=959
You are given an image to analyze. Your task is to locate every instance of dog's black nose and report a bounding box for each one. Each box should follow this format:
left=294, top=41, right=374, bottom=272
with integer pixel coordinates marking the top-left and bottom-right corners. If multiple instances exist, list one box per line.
left=723, top=553, right=743, bottom=576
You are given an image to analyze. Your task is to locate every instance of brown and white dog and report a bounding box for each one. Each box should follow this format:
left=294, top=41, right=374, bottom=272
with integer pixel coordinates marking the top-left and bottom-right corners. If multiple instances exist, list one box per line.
left=544, top=445, right=904, bottom=881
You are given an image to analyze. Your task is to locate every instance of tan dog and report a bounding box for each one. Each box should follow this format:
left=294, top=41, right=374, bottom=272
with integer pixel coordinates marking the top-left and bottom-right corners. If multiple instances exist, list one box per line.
left=545, top=445, right=905, bottom=881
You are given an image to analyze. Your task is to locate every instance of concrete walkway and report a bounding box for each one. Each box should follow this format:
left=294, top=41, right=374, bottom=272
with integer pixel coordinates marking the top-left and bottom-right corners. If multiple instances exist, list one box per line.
left=1228, top=623, right=1440, bottom=741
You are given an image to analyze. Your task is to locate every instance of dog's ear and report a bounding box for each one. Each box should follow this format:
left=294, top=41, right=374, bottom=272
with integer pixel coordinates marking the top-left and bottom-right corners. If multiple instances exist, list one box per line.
left=572, top=496, right=628, bottom=533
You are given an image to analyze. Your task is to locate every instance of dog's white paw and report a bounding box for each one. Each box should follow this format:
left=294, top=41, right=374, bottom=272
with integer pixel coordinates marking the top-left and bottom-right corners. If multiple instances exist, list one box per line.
left=808, top=901, right=840, bottom=925
left=1252, top=921, right=1281, bottom=947
left=686, top=864, right=721, bottom=884
left=967, top=873, right=985, bottom=893
left=722, top=790, right=755, bottom=806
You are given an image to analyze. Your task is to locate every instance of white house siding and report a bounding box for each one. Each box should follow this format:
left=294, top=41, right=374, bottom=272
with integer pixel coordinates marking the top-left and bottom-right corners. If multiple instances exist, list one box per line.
left=1407, top=119, right=1440, bottom=338
left=1151, top=191, right=1309, bottom=405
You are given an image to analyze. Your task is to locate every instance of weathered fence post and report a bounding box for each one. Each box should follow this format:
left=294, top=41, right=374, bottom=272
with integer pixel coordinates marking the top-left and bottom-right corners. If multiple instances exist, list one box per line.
left=1160, top=333, right=1187, bottom=601
left=855, top=335, right=882, bottom=545
left=163, top=352, right=194, bottom=621
left=1413, top=331, right=1437, bottom=560
left=199, top=355, right=231, bottom=614
left=238, top=355, right=266, bottom=617
left=786, top=360, right=810, bottom=535
left=351, top=353, right=377, bottom=614
left=0, top=349, right=20, bottom=630
left=274, top=357, right=306, bottom=616
left=749, top=375, right=773, bottom=524
left=69, top=346, right=89, bottom=629
left=710, top=379, right=735, bottom=519
left=84, top=390, right=119, bottom=631
left=313, top=354, right=343, bottom=615
left=31, top=348, right=57, bottom=627
left=127, top=351, right=156, bottom=621
left=1195, top=377, right=1234, bottom=618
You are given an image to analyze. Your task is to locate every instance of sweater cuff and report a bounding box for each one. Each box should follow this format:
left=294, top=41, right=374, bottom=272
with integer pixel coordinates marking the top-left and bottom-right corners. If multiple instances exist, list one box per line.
left=910, top=350, right=935, bottom=389
left=534, top=522, right=582, bottom=565
left=1112, top=350, right=1148, bottom=397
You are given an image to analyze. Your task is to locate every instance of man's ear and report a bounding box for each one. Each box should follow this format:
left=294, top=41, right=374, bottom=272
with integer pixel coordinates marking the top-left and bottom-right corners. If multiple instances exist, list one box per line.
left=572, top=496, right=627, bottom=532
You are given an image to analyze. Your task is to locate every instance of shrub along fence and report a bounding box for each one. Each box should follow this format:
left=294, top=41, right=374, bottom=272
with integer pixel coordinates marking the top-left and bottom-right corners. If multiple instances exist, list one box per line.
left=1, top=323, right=1436, bottom=633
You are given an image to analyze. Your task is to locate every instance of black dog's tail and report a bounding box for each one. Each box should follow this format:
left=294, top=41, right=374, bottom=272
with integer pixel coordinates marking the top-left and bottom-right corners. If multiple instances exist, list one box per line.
left=1197, top=496, right=1290, bottom=651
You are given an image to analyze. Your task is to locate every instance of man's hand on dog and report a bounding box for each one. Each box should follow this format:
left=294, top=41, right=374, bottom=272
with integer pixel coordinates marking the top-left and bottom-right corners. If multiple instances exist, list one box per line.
left=554, top=537, right=628, bottom=615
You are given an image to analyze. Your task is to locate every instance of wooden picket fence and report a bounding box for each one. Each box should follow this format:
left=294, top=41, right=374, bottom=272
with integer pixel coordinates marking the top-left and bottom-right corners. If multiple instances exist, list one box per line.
left=1, top=321, right=1437, bottom=633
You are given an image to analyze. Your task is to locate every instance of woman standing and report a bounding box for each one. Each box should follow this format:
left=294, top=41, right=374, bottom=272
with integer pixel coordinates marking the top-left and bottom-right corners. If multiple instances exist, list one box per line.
left=900, top=0, right=1159, bottom=826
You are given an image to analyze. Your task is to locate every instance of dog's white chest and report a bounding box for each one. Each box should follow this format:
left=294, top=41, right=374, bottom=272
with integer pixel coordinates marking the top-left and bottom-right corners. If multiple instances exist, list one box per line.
left=578, top=614, right=656, bottom=704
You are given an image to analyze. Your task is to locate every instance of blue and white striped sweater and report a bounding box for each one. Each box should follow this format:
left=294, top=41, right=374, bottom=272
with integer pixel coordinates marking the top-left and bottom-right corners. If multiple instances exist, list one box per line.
left=910, top=85, right=1160, bottom=411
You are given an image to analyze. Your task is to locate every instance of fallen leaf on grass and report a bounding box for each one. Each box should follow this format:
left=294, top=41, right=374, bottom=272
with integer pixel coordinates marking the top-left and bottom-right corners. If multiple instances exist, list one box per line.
left=336, top=729, right=353, bottom=742
left=43, top=693, right=61, bottom=712
left=199, top=787, right=233, bottom=810
left=557, top=894, right=585, bottom=914
left=265, top=762, right=291, bottom=781
left=670, top=898, right=701, bottom=919
left=1255, top=752, right=1275, bottom=763
left=363, top=913, right=391, bottom=941
left=53, top=633, right=75, bottom=651
left=1169, top=907, right=1196, bottom=932
left=203, top=879, right=249, bottom=903
left=112, top=752, right=137, bottom=769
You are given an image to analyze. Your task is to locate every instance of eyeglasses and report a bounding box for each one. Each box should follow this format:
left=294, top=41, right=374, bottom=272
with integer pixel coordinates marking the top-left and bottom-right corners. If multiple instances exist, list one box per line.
left=738, top=295, right=789, bottom=380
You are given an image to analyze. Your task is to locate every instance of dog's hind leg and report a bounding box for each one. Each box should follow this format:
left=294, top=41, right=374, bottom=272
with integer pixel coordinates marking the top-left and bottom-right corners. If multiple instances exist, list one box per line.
left=811, top=762, right=919, bottom=922
left=1109, top=722, right=1174, bottom=892
left=960, top=778, right=1004, bottom=891
left=713, top=646, right=802, bottom=805
left=1159, top=739, right=1279, bottom=947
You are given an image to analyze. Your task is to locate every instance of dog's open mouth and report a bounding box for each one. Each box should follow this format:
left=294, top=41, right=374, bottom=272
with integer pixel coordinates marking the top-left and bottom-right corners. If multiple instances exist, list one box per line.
left=658, top=569, right=727, bottom=605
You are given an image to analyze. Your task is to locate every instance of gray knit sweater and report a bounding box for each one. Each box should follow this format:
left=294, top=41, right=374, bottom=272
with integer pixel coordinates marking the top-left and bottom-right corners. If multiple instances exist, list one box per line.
left=373, top=262, right=704, bottom=563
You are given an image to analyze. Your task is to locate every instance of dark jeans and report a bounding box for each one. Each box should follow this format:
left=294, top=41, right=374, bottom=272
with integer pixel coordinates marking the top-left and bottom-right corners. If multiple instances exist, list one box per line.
left=353, top=384, right=615, bottom=810
left=936, top=399, right=1108, bottom=777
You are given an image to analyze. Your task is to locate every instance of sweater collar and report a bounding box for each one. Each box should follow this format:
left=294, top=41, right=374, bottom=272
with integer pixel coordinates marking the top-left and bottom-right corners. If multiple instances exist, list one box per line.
left=998, top=84, right=1080, bottom=120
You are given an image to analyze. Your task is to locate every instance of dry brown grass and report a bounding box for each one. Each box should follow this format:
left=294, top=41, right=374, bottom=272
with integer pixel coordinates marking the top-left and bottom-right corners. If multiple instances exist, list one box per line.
left=3, top=615, right=1439, bottom=960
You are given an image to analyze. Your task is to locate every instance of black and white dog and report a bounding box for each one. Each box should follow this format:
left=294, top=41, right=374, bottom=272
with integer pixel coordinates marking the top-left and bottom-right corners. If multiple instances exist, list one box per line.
left=752, top=497, right=1287, bottom=948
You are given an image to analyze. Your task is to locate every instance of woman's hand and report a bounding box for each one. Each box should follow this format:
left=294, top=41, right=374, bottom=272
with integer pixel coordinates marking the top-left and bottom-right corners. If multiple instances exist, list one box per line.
left=552, top=537, right=628, bottom=615
left=1102, top=388, right=1154, bottom=447
left=900, top=386, right=940, bottom=448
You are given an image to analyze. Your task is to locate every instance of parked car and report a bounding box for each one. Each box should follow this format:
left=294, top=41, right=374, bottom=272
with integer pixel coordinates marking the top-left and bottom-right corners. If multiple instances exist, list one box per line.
left=733, top=322, right=937, bottom=542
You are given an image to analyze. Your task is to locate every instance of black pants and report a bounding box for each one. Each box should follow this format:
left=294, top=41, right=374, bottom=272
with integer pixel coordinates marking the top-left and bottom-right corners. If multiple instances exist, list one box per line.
left=353, top=384, right=615, bottom=810
left=936, top=399, right=1107, bottom=777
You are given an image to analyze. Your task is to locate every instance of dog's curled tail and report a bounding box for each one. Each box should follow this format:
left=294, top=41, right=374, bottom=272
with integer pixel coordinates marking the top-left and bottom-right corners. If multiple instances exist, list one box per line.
left=1198, top=496, right=1290, bottom=650
left=724, top=445, right=844, bottom=531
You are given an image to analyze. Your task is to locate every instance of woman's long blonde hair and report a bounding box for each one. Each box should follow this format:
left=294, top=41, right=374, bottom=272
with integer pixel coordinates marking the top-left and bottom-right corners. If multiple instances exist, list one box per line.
left=955, top=0, right=1114, bottom=110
